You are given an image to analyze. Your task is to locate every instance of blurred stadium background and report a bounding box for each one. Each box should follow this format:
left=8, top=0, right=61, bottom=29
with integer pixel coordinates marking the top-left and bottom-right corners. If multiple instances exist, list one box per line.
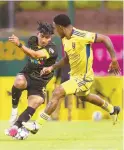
left=0, top=1, right=123, bottom=150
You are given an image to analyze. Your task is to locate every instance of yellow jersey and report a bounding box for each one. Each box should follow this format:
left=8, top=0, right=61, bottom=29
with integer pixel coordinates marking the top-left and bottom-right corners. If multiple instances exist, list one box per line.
left=62, top=27, right=96, bottom=80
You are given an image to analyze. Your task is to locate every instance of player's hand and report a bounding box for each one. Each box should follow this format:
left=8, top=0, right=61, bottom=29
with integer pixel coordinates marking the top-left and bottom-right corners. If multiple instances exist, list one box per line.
left=40, top=66, right=53, bottom=76
left=108, top=59, right=121, bottom=75
left=8, top=34, right=20, bottom=46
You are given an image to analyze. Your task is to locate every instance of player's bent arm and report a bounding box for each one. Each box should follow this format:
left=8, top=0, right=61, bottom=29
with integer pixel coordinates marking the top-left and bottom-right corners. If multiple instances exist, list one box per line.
left=95, top=34, right=117, bottom=61
left=52, top=52, right=69, bottom=70
left=20, top=45, right=48, bottom=59
left=8, top=34, right=48, bottom=59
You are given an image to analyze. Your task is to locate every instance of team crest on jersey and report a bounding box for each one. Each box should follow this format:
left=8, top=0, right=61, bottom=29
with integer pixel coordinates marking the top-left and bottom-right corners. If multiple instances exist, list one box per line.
left=49, top=48, right=54, bottom=54
left=72, top=42, right=75, bottom=49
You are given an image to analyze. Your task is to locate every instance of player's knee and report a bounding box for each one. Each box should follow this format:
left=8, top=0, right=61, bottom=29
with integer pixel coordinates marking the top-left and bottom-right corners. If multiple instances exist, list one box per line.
left=52, top=86, right=65, bottom=99
left=14, top=75, right=27, bottom=89
left=81, top=94, right=92, bottom=102
left=36, top=97, right=44, bottom=106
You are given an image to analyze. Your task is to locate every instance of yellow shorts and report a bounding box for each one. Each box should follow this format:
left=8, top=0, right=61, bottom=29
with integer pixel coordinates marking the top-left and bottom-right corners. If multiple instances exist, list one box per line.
left=61, top=76, right=93, bottom=96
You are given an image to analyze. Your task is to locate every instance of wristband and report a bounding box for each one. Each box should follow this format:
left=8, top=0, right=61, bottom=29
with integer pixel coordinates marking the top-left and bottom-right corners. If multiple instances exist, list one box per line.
left=18, top=43, right=23, bottom=48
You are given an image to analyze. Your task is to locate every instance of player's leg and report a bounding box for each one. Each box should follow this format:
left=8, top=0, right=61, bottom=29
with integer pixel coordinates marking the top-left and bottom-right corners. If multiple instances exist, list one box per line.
left=22, top=78, right=78, bottom=131
left=37, top=78, right=78, bottom=121
left=7, top=78, right=45, bottom=137
left=51, top=68, right=62, bottom=120
left=79, top=94, right=120, bottom=124
left=79, top=94, right=113, bottom=112
left=23, top=85, right=66, bottom=132
left=7, top=95, right=44, bottom=137
left=15, top=95, right=44, bottom=128
left=10, top=74, right=27, bottom=126
left=7, top=78, right=45, bottom=136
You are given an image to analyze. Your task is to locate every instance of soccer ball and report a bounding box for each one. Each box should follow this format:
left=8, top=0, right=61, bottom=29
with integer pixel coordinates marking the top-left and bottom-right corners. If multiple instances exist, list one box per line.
left=14, top=127, right=29, bottom=140
left=92, top=111, right=102, bottom=121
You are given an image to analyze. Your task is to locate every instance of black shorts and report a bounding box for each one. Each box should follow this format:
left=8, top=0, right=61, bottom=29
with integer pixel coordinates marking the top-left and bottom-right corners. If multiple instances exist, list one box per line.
left=19, top=73, right=46, bottom=99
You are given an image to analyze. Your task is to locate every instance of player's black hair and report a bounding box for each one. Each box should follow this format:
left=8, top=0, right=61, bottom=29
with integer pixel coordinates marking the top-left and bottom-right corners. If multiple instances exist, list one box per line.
left=37, top=21, right=54, bottom=35
left=53, top=14, right=71, bottom=27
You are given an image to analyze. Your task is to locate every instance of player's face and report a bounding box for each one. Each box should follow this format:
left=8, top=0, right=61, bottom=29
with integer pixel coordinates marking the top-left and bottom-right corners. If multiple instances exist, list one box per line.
left=37, top=33, right=51, bottom=47
left=53, top=22, right=65, bottom=38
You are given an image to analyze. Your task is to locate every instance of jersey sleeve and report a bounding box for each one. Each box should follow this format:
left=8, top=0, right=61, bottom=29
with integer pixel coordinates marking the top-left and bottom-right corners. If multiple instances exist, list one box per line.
left=83, top=31, right=97, bottom=43
left=42, top=44, right=58, bottom=59
left=73, top=29, right=97, bottom=44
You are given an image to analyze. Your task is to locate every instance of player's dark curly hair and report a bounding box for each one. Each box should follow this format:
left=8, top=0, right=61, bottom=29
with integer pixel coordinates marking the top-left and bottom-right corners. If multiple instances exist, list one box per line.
left=53, top=14, right=71, bottom=27
left=37, top=21, right=54, bottom=35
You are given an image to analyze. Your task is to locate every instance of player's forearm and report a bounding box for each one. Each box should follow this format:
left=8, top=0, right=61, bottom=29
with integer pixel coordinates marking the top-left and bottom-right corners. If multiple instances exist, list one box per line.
left=96, top=34, right=117, bottom=61
left=20, top=45, right=37, bottom=58
left=52, top=57, right=69, bottom=70
left=103, top=36, right=117, bottom=61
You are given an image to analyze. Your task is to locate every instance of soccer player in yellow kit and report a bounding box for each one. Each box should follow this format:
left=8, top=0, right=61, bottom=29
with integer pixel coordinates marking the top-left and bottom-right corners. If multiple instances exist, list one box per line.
left=23, top=14, right=121, bottom=134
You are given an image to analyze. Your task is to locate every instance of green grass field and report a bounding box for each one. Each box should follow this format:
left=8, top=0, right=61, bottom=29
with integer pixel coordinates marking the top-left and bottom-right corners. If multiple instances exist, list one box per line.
left=0, top=120, right=123, bottom=150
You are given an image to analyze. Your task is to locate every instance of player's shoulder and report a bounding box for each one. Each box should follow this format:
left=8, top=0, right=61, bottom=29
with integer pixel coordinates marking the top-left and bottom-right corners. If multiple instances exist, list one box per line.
left=73, top=27, right=86, bottom=33
left=72, top=27, right=87, bottom=38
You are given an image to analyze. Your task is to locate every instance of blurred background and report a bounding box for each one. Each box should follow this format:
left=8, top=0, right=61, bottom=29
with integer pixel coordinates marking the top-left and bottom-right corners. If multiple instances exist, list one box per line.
left=0, top=1, right=123, bottom=121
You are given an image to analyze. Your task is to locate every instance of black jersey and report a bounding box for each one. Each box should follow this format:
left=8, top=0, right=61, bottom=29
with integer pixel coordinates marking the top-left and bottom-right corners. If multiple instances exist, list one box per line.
left=20, top=41, right=58, bottom=83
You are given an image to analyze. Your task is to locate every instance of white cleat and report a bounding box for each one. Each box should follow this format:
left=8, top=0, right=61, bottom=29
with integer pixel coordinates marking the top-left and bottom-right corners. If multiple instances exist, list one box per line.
left=22, top=122, right=39, bottom=134
left=9, top=108, right=18, bottom=126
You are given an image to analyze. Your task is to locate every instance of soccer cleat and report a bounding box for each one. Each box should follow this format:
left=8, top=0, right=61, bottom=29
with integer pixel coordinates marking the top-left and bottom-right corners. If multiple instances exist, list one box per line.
left=5, top=125, right=18, bottom=137
left=110, top=106, right=120, bottom=125
left=9, top=108, right=18, bottom=126
left=22, top=122, right=39, bottom=134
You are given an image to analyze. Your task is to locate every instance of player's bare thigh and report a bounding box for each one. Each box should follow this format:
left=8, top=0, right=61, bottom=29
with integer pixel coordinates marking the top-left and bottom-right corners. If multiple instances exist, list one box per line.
left=14, top=74, right=27, bottom=89
left=28, top=95, right=44, bottom=109
left=52, top=85, right=66, bottom=99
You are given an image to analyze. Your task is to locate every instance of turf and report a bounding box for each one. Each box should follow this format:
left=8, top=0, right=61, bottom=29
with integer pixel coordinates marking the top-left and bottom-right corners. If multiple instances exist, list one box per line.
left=0, top=120, right=123, bottom=150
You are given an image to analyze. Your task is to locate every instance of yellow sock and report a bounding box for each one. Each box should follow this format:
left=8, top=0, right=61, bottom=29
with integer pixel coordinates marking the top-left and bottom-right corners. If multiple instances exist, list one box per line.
left=102, top=101, right=114, bottom=113
left=37, top=112, right=50, bottom=125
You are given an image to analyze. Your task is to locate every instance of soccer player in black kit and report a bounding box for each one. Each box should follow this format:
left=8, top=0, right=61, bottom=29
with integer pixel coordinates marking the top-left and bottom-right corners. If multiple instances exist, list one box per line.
left=6, top=22, right=58, bottom=137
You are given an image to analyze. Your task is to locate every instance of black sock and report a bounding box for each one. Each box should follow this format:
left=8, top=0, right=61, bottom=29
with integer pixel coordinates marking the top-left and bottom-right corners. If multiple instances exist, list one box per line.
left=14, top=106, right=35, bottom=128
left=12, top=86, right=22, bottom=108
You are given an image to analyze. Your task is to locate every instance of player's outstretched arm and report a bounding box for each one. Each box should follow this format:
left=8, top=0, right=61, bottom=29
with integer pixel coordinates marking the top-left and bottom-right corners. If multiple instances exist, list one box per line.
left=40, top=52, right=69, bottom=75
left=95, top=34, right=121, bottom=75
left=8, top=34, right=48, bottom=59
